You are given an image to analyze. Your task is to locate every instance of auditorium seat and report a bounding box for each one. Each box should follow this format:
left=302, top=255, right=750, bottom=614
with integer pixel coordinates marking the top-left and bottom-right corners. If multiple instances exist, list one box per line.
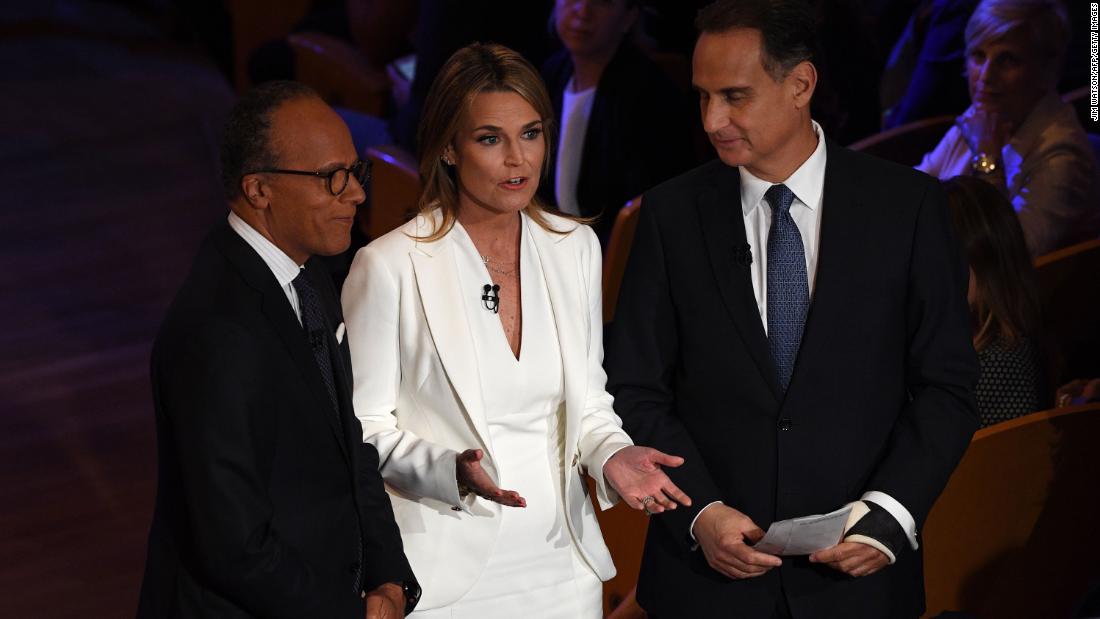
left=606, top=586, right=646, bottom=619
left=288, top=32, right=391, bottom=116
left=1062, top=86, right=1092, bottom=130
left=1034, top=239, right=1100, bottom=384
left=848, top=115, right=955, bottom=167
left=363, top=145, right=420, bottom=241
left=225, top=0, right=311, bottom=91
left=603, top=196, right=642, bottom=323
left=589, top=478, right=649, bottom=616
left=921, top=403, right=1100, bottom=618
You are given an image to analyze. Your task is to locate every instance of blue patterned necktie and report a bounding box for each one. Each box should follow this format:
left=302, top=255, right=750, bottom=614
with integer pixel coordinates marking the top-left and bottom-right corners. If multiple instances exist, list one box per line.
left=765, top=183, right=808, bottom=392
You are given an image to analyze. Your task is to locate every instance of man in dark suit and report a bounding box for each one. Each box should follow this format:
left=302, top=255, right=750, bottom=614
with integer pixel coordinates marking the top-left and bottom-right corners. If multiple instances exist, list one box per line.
left=138, top=81, right=419, bottom=618
left=605, top=1, right=979, bottom=617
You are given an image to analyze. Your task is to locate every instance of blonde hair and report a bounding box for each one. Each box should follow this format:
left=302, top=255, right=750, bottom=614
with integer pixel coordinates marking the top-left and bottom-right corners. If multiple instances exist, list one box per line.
left=414, top=42, right=580, bottom=241
left=965, top=0, right=1069, bottom=72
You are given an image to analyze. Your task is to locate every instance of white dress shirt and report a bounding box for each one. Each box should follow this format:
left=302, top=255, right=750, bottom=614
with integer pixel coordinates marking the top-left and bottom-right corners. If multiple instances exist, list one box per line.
left=690, top=123, right=920, bottom=553
left=554, top=78, right=597, bottom=217
left=227, top=212, right=304, bottom=324
left=739, top=121, right=826, bottom=330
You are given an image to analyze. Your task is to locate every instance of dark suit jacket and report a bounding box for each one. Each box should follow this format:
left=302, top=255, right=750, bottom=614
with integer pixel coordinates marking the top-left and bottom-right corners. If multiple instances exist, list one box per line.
left=540, top=42, right=696, bottom=244
left=605, top=142, right=979, bottom=618
left=138, top=222, right=415, bottom=618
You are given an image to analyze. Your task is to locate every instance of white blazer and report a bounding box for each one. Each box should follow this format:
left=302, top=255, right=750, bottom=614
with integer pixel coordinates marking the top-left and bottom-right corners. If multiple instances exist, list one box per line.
left=341, top=209, right=633, bottom=609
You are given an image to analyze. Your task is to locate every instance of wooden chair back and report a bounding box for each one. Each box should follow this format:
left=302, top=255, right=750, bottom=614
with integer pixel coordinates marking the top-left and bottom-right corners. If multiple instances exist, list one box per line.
left=1062, top=86, right=1093, bottom=130
left=363, top=145, right=420, bottom=241
left=603, top=196, right=643, bottom=323
left=346, top=0, right=418, bottom=69
left=922, top=403, right=1100, bottom=617
left=588, top=479, right=649, bottom=616
left=606, top=586, right=647, bottom=619
left=1034, top=239, right=1100, bottom=383
left=288, top=32, right=390, bottom=116
left=224, top=0, right=311, bottom=91
left=848, top=115, right=955, bottom=167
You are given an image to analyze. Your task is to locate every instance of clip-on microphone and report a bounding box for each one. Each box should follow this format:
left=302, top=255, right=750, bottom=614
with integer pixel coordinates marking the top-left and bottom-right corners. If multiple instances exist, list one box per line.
left=482, top=284, right=501, bottom=313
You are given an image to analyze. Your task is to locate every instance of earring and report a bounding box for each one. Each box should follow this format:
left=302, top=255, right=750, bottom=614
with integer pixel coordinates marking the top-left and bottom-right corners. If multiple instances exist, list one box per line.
left=441, top=155, right=454, bottom=166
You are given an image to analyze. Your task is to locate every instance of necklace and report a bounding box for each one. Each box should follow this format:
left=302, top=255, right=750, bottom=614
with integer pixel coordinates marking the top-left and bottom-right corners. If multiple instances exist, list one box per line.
left=481, top=255, right=518, bottom=276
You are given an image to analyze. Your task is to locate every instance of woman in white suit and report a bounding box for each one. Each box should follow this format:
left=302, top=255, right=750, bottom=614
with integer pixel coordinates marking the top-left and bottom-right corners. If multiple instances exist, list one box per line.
left=341, top=43, right=690, bottom=617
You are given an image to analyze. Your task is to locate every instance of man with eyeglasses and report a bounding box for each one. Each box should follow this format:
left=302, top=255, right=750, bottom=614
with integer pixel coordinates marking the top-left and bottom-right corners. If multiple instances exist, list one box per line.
left=138, top=81, right=419, bottom=618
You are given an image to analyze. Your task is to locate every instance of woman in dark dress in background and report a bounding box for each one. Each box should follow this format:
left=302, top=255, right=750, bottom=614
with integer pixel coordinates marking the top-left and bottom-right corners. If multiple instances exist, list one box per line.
left=943, top=175, right=1050, bottom=426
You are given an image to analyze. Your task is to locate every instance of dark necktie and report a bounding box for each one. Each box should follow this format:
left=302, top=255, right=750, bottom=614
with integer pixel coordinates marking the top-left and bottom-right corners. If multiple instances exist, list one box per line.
left=291, top=270, right=362, bottom=592
left=765, top=184, right=809, bottom=392
left=291, top=271, right=342, bottom=429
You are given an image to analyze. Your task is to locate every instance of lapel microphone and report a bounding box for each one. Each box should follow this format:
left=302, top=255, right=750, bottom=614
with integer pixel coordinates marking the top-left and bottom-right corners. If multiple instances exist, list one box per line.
left=735, top=243, right=753, bottom=267
left=482, top=284, right=501, bottom=313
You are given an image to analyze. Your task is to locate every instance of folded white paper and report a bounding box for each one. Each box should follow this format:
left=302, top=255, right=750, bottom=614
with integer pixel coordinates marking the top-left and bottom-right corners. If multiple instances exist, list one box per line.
left=753, top=505, right=852, bottom=556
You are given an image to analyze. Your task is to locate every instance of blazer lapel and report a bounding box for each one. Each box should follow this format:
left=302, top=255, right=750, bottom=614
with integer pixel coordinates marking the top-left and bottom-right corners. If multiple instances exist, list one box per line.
left=527, top=218, right=586, bottom=469
left=409, top=227, right=495, bottom=455
left=696, top=166, right=783, bottom=399
left=785, top=142, right=866, bottom=398
left=214, top=225, right=351, bottom=466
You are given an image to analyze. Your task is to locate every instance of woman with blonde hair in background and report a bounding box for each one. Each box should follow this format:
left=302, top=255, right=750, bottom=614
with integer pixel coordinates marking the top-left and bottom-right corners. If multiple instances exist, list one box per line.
left=341, top=42, right=691, bottom=617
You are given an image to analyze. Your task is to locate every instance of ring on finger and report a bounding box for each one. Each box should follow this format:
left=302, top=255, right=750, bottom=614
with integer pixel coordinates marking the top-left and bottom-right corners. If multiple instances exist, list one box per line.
left=641, top=495, right=656, bottom=515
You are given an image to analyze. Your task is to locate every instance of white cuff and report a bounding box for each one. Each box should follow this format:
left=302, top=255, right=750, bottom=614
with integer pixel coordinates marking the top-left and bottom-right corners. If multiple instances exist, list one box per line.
left=689, top=500, right=725, bottom=547
left=591, top=442, right=634, bottom=510
left=861, top=490, right=919, bottom=550
left=598, top=444, right=630, bottom=476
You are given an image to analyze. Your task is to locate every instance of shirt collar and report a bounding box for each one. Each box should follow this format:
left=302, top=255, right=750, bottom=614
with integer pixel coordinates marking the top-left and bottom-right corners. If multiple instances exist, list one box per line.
left=739, top=120, right=827, bottom=216
left=227, top=211, right=303, bottom=288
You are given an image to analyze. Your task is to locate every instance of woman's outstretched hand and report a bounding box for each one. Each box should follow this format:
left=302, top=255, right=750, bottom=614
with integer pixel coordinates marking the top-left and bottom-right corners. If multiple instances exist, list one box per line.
left=456, top=449, right=527, bottom=507
left=603, top=446, right=692, bottom=514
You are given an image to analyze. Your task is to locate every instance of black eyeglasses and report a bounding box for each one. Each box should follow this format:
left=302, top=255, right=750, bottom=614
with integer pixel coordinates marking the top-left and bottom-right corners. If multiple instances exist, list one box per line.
left=246, top=159, right=371, bottom=196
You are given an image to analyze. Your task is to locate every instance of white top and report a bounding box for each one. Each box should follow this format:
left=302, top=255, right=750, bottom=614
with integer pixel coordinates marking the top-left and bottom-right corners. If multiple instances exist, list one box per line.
left=916, top=92, right=1100, bottom=256
left=442, top=218, right=601, bottom=616
left=738, top=120, right=826, bottom=334
left=554, top=78, right=597, bottom=217
left=227, top=211, right=303, bottom=324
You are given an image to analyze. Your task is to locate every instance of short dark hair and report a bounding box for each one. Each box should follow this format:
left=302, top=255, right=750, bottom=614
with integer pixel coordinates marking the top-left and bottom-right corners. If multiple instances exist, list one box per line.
left=219, top=80, right=319, bottom=200
left=695, top=0, right=816, bottom=81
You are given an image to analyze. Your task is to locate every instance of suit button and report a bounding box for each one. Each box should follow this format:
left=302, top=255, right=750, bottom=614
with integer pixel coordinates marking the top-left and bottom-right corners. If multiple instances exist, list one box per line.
left=778, top=418, right=792, bottom=431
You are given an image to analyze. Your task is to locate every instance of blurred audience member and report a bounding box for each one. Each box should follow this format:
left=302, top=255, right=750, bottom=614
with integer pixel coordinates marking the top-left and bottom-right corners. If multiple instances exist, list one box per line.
left=1056, top=378, right=1100, bottom=408
left=944, top=175, right=1050, bottom=427
left=541, top=0, right=696, bottom=244
left=918, top=0, right=1100, bottom=257
left=390, top=0, right=556, bottom=154
left=880, top=0, right=978, bottom=129
left=346, top=0, right=418, bottom=70
left=809, top=0, right=884, bottom=143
